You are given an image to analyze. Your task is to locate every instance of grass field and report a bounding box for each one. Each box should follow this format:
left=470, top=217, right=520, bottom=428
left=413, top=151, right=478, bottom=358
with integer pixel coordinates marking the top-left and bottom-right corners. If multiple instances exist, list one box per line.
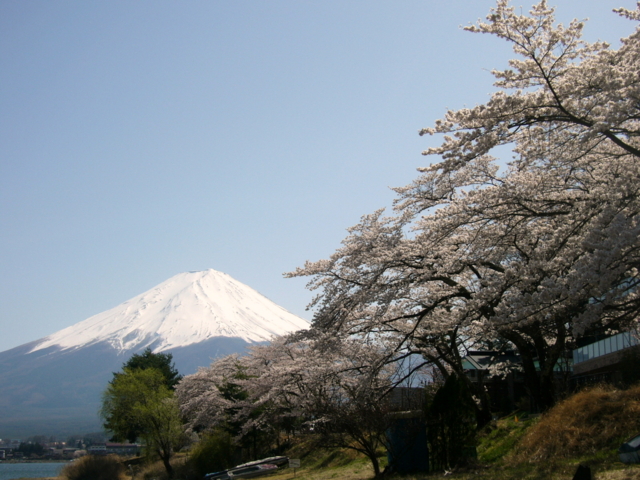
left=45, top=384, right=640, bottom=480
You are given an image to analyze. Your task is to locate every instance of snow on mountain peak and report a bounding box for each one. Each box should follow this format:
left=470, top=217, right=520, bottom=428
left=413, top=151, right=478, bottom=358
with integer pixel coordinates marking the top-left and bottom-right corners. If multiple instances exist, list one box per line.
left=30, top=269, right=310, bottom=354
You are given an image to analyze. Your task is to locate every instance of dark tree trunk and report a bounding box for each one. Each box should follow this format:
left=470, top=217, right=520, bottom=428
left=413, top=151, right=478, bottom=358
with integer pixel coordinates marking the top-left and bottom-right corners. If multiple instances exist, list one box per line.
left=501, top=328, right=563, bottom=412
left=369, top=452, right=381, bottom=477
left=468, top=378, right=493, bottom=428
left=159, top=451, right=174, bottom=479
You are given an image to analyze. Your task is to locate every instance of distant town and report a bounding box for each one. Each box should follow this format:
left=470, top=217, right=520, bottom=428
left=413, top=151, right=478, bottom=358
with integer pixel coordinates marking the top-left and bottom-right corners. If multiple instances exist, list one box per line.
left=0, top=436, right=140, bottom=462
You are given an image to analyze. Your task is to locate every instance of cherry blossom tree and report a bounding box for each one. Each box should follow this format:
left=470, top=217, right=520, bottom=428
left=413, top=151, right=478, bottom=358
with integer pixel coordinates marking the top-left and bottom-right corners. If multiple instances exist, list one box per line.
left=177, top=334, right=404, bottom=477
left=176, top=354, right=248, bottom=435
left=245, top=334, right=400, bottom=477
left=288, top=1, right=640, bottom=411
left=177, top=350, right=300, bottom=461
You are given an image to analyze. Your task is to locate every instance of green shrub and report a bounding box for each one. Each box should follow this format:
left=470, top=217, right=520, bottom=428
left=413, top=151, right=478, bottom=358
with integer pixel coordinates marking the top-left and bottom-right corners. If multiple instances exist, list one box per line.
left=60, top=455, right=125, bottom=480
left=477, top=415, right=538, bottom=464
left=190, top=429, right=235, bottom=476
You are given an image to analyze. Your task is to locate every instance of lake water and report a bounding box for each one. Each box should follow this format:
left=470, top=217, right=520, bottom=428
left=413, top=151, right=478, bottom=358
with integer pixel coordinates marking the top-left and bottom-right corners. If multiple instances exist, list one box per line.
left=0, top=462, right=65, bottom=480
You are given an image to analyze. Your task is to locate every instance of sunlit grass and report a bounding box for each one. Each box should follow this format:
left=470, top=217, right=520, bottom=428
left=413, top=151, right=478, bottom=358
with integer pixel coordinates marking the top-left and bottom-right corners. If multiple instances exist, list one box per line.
left=42, top=385, right=640, bottom=480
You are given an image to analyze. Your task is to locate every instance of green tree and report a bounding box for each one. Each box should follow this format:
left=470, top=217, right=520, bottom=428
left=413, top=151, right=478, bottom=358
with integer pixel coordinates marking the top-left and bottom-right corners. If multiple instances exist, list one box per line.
left=18, top=442, right=44, bottom=457
left=101, top=368, right=185, bottom=478
left=104, top=348, right=182, bottom=443
left=119, top=347, right=182, bottom=389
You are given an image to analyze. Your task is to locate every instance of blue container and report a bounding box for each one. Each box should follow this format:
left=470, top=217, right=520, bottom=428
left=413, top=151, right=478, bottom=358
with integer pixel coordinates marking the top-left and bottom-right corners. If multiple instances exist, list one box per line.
left=386, top=416, right=429, bottom=474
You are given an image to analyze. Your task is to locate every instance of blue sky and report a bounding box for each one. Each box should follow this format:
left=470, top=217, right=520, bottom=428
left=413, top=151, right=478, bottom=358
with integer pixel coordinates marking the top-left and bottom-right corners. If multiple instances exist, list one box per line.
left=0, top=0, right=635, bottom=352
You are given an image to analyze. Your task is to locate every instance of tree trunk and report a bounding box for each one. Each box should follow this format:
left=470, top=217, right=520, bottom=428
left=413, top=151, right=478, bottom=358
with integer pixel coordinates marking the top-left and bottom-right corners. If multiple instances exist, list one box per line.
left=368, top=451, right=381, bottom=477
left=438, top=355, right=492, bottom=429
left=500, top=330, right=558, bottom=412
left=536, top=371, right=556, bottom=412
left=468, top=377, right=493, bottom=428
left=161, top=453, right=174, bottom=478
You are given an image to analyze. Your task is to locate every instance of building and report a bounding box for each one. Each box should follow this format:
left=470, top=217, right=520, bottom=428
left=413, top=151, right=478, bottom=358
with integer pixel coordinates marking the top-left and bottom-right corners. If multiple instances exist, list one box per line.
left=572, top=331, right=639, bottom=386
left=105, top=442, right=141, bottom=456
left=87, top=443, right=141, bottom=456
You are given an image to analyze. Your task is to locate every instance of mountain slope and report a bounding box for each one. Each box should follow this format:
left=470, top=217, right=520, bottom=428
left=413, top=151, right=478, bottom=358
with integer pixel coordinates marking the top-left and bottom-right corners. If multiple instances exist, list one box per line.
left=0, top=269, right=309, bottom=438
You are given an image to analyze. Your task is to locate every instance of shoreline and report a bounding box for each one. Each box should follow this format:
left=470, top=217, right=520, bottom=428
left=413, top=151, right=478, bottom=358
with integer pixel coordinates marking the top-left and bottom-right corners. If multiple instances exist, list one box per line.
left=0, top=460, right=68, bottom=464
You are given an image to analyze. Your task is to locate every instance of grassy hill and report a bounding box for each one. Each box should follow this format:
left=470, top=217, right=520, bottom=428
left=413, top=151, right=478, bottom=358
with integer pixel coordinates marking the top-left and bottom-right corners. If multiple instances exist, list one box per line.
left=268, top=384, right=640, bottom=480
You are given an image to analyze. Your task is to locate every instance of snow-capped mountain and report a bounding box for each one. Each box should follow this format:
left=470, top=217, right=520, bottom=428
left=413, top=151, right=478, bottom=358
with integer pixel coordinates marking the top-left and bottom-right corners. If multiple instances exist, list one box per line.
left=32, top=269, right=309, bottom=354
left=0, top=269, right=309, bottom=438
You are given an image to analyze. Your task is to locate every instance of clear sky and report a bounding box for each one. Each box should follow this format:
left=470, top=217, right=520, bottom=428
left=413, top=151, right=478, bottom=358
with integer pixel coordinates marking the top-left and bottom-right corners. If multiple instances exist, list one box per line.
left=0, top=0, right=635, bottom=353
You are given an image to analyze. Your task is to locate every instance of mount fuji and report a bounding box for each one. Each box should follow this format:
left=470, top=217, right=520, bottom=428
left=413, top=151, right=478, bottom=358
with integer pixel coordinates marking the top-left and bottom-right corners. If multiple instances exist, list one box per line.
left=0, top=269, right=309, bottom=438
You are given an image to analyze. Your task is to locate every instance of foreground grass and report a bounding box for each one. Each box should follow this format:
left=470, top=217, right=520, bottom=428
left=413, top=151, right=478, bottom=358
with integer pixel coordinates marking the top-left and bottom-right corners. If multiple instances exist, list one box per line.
left=265, top=389, right=640, bottom=480
left=260, top=422, right=640, bottom=480
left=40, top=448, right=640, bottom=480
left=268, top=456, right=378, bottom=480
left=43, top=385, right=640, bottom=480
left=264, top=453, right=640, bottom=480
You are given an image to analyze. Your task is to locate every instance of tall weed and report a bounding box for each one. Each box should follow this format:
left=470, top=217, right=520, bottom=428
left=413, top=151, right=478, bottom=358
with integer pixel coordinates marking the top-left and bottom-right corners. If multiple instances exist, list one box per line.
left=513, top=384, right=640, bottom=462
left=60, top=454, right=125, bottom=480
